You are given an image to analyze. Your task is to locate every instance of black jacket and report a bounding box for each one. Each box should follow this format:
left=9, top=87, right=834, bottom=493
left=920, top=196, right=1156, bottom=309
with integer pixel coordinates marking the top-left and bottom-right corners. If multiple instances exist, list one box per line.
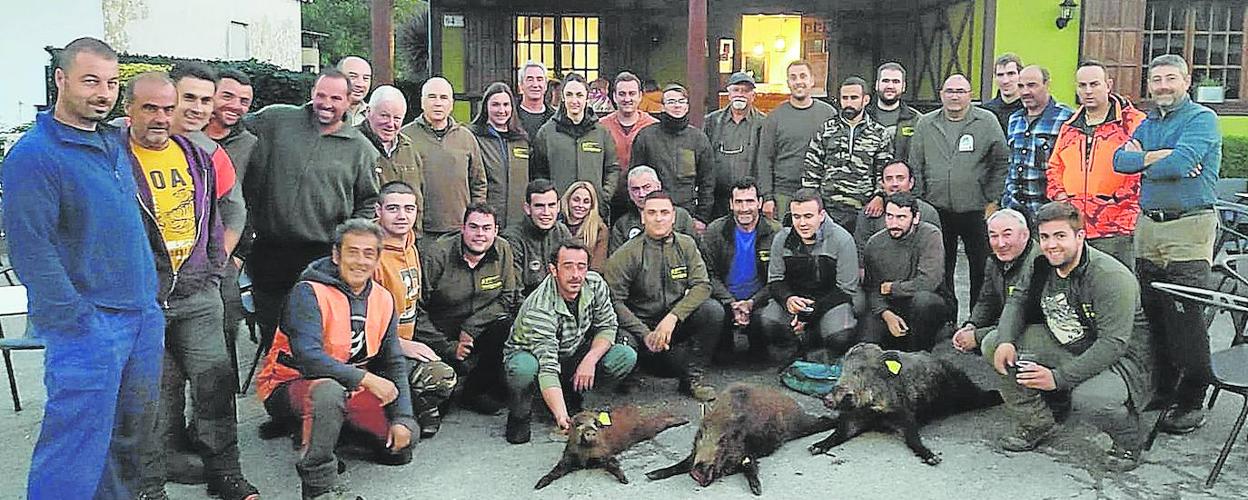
left=766, top=216, right=859, bottom=319
left=699, top=215, right=782, bottom=306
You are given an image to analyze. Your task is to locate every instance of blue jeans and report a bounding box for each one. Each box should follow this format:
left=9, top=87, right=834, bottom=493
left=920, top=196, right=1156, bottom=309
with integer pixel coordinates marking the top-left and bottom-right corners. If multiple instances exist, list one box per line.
left=28, top=303, right=164, bottom=500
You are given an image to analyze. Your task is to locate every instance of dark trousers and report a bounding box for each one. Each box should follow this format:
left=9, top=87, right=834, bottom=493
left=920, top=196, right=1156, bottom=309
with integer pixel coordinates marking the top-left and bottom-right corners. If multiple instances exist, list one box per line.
left=826, top=203, right=860, bottom=234
left=1137, top=258, right=1214, bottom=409
left=446, top=320, right=509, bottom=399
left=139, top=289, right=242, bottom=488
left=860, top=291, right=953, bottom=352
left=247, top=240, right=332, bottom=346
left=264, top=379, right=397, bottom=490
left=634, top=300, right=725, bottom=380
left=28, top=304, right=165, bottom=499
left=938, top=209, right=988, bottom=311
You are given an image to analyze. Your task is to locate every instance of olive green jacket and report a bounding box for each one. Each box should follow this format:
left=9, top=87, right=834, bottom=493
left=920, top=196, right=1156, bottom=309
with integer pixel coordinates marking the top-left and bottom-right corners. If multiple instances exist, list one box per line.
left=603, top=232, right=712, bottom=341
left=414, top=234, right=521, bottom=358
left=402, top=116, right=488, bottom=233
left=360, top=122, right=426, bottom=234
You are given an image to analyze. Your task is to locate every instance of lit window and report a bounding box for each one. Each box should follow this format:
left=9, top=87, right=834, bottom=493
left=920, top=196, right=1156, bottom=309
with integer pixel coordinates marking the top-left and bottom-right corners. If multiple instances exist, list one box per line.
left=515, top=15, right=600, bottom=82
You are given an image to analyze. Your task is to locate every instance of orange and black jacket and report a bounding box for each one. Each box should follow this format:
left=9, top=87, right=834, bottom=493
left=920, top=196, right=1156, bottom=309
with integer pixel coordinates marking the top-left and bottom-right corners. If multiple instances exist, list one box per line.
left=1047, top=94, right=1145, bottom=239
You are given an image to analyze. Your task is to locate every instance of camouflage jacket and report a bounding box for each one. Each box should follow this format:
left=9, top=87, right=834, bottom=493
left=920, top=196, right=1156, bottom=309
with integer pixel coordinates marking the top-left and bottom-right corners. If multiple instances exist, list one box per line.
left=801, top=113, right=894, bottom=209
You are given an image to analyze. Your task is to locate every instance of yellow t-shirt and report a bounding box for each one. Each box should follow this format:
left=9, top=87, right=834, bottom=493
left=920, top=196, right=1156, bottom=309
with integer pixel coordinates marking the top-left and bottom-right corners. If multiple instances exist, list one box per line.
left=131, top=139, right=198, bottom=272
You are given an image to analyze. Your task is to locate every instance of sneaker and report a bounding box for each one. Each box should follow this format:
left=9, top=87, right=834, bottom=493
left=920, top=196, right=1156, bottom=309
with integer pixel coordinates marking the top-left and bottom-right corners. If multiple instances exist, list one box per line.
left=417, top=408, right=442, bottom=439
left=1160, top=407, right=1207, bottom=435
left=302, top=483, right=362, bottom=500
left=136, top=486, right=170, bottom=500
left=678, top=377, right=717, bottom=402
left=207, top=474, right=260, bottom=500
left=460, top=392, right=505, bottom=415
left=999, top=423, right=1057, bottom=452
left=614, top=374, right=639, bottom=395
left=1105, top=443, right=1143, bottom=472
left=167, top=451, right=206, bottom=485
left=505, top=413, right=532, bottom=444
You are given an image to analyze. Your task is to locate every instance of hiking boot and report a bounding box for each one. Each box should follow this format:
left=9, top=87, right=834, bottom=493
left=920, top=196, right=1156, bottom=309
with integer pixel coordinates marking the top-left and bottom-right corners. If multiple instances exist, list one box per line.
left=373, top=445, right=413, bottom=466
left=258, top=418, right=295, bottom=440
left=562, top=390, right=584, bottom=415
left=505, top=413, right=532, bottom=444
left=614, top=374, right=639, bottom=395
left=460, top=392, right=505, bottom=415
left=302, top=482, right=362, bottom=500
left=999, top=423, right=1057, bottom=452
left=1160, top=407, right=1207, bottom=435
left=1104, top=442, right=1143, bottom=472
left=167, top=451, right=206, bottom=485
left=678, top=377, right=717, bottom=402
left=136, top=486, right=170, bottom=500
left=416, top=407, right=442, bottom=439
left=206, top=474, right=260, bottom=500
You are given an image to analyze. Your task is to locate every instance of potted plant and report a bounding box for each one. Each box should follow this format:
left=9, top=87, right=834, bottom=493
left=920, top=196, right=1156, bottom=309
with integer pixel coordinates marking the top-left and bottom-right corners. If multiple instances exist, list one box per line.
left=1195, top=77, right=1225, bottom=104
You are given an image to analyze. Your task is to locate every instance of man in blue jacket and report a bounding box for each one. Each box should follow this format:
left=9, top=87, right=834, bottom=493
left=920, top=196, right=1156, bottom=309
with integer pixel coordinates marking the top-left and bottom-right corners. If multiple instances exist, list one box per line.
left=2, top=37, right=163, bottom=499
left=1114, top=53, right=1222, bottom=434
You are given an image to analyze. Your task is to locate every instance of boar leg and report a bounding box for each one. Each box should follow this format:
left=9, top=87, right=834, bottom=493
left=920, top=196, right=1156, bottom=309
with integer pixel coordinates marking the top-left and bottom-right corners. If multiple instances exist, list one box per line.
left=899, top=419, right=940, bottom=465
left=808, top=417, right=864, bottom=455
left=601, top=457, right=628, bottom=484
left=741, top=456, right=763, bottom=496
left=646, top=452, right=694, bottom=480
left=535, top=458, right=577, bottom=490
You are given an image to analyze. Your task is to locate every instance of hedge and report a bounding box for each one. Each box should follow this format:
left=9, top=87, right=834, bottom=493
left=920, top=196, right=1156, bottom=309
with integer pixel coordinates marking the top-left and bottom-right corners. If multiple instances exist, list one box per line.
left=1224, top=135, right=1248, bottom=178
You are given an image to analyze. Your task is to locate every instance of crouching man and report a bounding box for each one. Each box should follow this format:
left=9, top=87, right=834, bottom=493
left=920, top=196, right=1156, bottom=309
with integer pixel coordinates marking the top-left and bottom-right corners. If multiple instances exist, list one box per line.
left=503, top=240, right=638, bottom=443
left=256, top=220, right=416, bottom=499
left=982, top=202, right=1153, bottom=471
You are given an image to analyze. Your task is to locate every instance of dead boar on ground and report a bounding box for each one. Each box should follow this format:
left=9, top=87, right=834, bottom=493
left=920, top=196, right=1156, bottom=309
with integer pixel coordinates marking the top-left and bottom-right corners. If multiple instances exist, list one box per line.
left=808, top=342, right=1003, bottom=465
left=646, top=383, right=835, bottom=496
left=534, top=405, right=689, bottom=489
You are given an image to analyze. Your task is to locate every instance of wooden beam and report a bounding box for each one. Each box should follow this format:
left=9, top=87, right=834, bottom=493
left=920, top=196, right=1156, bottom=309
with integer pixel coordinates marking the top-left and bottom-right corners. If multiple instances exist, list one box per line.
left=687, top=0, right=708, bottom=126
left=372, top=0, right=396, bottom=85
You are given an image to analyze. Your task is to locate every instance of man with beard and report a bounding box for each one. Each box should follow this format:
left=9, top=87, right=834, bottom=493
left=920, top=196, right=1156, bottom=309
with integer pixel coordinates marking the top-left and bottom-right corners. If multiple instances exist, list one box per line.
left=852, top=160, right=940, bottom=256
left=5, top=38, right=160, bottom=498
left=503, top=241, right=638, bottom=443
left=529, top=73, right=619, bottom=216
left=204, top=68, right=258, bottom=247
left=867, top=62, right=921, bottom=163
left=517, top=61, right=555, bottom=139
left=703, top=72, right=765, bottom=220
left=416, top=204, right=522, bottom=413
left=608, top=166, right=696, bottom=253
left=631, top=83, right=716, bottom=226
left=122, top=73, right=259, bottom=500
left=402, top=77, right=488, bottom=239
left=339, top=56, right=373, bottom=126
left=757, top=60, right=836, bottom=220
left=360, top=85, right=425, bottom=235
left=983, top=202, right=1153, bottom=471
left=861, top=193, right=952, bottom=352
left=243, top=67, right=381, bottom=351
left=982, top=53, right=1026, bottom=132
left=605, top=192, right=722, bottom=401
left=801, top=76, right=894, bottom=233
left=698, top=177, right=782, bottom=361
left=1048, top=61, right=1144, bottom=270
left=1115, top=54, right=1222, bottom=434
left=1001, top=65, right=1074, bottom=219
left=503, top=179, right=574, bottom=296
left=600, top=72, right=659, bottom=216
left=952, top=208, right=1040, bottom=354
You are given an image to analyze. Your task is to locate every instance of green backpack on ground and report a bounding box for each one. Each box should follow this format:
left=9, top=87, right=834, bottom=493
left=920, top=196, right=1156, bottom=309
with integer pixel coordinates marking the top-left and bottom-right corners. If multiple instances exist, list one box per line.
left=779, top=360, right=842, bottom=397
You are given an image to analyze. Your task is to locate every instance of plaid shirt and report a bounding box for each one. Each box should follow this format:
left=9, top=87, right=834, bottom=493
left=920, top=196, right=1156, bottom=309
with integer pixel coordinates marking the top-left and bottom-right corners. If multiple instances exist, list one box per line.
left=1001, top=98, right=1074, bottom=217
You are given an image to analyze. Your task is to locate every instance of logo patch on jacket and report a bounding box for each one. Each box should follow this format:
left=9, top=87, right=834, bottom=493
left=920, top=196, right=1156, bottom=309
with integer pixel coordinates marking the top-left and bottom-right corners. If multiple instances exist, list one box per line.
left=480, top=275, right=503, bottom=291
left=581, top=141, right=603, bottom=153
left=669, top=266, right=688, bottom=280
left=758, top=250, right=770, bottom=262
left=513, top=147, right=530, bottom=159
left=528, top=259, right=543, bottom=271
left=900, top=126, right=915, bottom=137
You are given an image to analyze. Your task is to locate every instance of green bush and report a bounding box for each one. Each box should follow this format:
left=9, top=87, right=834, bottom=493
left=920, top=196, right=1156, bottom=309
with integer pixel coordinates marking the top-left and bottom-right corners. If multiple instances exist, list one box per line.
left=1225, top=136, right=1248, bottom=178
left=44, top=49, right=316, bottom=119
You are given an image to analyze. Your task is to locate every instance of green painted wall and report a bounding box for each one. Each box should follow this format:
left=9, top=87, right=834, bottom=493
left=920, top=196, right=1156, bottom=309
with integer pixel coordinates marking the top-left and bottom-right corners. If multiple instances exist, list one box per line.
left=993, top=0, right=1081, bottom=105
left=1222, top=116, right=1248, bottom=138
left=440, top=25, right=472, bottom=123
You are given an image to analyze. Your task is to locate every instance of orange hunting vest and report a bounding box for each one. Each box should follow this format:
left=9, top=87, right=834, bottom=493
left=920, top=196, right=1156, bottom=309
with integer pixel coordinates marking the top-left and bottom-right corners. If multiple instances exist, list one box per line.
left=256, top=281, right=394, bottom=401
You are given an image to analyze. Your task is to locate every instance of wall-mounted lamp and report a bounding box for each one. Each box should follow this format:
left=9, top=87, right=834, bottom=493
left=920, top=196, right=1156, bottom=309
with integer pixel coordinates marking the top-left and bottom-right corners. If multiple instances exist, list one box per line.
left=1056, top=0, right=1078, bottom=30
left=773, top=36, right=787, bottom=52
left=752, top=43, right=765, bottom=56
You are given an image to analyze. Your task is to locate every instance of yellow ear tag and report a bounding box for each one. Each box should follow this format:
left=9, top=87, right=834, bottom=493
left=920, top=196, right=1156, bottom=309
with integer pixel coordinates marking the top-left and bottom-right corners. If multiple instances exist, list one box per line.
left=597, top=412, right=612, bottom=426
left=884, top=360, right=902, bottom=375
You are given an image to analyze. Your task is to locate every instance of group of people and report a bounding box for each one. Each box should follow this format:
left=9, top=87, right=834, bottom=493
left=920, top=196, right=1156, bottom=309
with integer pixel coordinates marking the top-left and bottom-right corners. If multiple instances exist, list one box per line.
left=1, top=32, right=1226, bottom=500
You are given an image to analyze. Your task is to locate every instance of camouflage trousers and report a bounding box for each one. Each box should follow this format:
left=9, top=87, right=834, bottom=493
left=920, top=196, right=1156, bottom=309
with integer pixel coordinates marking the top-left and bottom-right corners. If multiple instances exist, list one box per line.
left=408, top=360, right=457, bottom=416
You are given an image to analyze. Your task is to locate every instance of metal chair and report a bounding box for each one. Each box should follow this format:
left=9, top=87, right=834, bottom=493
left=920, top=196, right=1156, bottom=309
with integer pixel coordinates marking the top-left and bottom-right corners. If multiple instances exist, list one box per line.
left=0, top=284, right=42, bottom=412
left=238, top=269, right=262, bottom=394
left=1145, top=282, right=1248, bottom=488
left=1214, top=201, right=1248, bottom=257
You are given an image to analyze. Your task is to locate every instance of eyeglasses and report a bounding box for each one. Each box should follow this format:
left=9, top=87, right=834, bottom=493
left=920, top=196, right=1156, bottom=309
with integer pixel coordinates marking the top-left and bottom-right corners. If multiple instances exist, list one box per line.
left=663, top=99, right=689, bottom=105
left=941, top=89, right=971, bottom=95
